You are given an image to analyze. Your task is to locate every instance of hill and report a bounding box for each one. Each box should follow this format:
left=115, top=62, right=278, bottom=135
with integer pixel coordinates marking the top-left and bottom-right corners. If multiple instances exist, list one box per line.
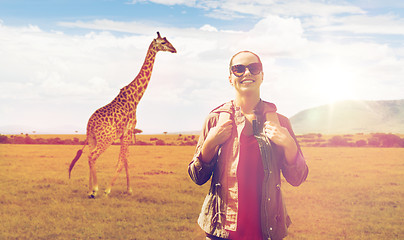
left=290, top=99, right=404, bottom=134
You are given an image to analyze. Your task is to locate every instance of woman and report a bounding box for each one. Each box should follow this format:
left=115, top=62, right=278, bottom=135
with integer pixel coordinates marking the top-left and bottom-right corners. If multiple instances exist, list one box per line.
left=188, top=51, right=308, bottom=240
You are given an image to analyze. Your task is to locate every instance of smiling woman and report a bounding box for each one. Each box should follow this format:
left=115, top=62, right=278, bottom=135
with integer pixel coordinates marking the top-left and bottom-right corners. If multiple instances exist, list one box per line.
left=188, top=51, right=308, bottom=240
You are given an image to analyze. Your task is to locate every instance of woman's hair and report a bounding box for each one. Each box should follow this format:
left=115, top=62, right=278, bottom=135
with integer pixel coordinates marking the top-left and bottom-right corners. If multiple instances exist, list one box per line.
left=229, top=51, right=262, bottom=74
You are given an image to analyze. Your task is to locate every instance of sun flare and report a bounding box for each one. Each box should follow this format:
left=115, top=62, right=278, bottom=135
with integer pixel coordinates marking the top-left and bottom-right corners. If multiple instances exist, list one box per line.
left=311, top=62, right=357, bottom=103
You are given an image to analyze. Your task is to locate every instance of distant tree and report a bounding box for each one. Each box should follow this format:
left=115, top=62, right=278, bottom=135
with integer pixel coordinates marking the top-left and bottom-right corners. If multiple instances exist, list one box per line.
left=134, top=129, right=143, bottom=135
left=367, top=137, right=380, bottom=147
left=355, top=140, right=367, bottom=147
left=372, top=133, right=403, bottom=147
left=24, top=135, right=34, bottom=144
left=36, top=138, right=47, bottom=144
left=328, top=136, right=350, bottom=146
left=135, top=140, right=151, bottom=145
left=13, top=136, right=26, bottom=144
left=63, top=139, right=74, bottom=145
left=156, top=139, right=165, bottom=145
left=180, top=140, right=197, bottom=146
left=0, top=135, right=8, bottom=143
left=48, top=137, right=64, bottom=145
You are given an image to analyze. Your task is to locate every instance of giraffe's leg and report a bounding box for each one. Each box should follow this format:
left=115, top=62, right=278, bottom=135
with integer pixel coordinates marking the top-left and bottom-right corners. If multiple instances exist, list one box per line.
left=124, top=158, right=132, bottom=195
left=89, top=166, right=93, bottom=193
left=104, top=158, right=124, bottom=196
left=86, top=135, right=97, bottom=198
left=124, top=130, right=133, bottom=194
left=105, top=136, right=131, bottom=196
left=87, top=142, right=107, bottom=198
left=88, top=154, right=99, bottom=198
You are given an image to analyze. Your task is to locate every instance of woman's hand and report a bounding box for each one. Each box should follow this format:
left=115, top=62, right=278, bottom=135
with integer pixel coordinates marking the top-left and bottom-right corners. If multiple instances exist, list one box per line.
left=206, top=120, right=233, bottom=147
left=200, top=114, right=233, bottom=163
left=264, top=121, right=298, bottom=164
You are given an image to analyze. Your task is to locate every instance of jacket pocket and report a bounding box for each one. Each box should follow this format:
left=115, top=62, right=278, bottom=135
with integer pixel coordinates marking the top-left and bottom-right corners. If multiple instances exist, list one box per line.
left=272, top=185, right=290, bottom=240
left=211, top=183, right=224, bottom=226
left=199, top=182, right=225, bottom=235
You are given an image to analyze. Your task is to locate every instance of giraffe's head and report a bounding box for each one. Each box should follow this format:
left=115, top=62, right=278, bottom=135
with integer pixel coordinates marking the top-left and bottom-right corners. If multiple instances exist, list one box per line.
left=152, top=32, right=177, bottom=53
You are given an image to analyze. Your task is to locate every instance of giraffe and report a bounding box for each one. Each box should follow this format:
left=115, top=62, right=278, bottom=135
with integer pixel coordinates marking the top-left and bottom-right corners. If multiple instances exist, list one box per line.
left=68, top=32, right=176, bottom=198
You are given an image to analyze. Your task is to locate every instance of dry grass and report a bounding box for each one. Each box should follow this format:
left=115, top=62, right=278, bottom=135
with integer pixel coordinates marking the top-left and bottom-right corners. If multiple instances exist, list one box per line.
left=0, top=144, right=206, bottom=240
left=0, top=143, right=403, bottom=239
left=283, top=147, right=404, bottom=240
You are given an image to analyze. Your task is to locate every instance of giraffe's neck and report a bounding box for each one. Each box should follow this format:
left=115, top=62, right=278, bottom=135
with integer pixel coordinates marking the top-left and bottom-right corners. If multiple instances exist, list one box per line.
left=125, top=43, right=158, bottom=102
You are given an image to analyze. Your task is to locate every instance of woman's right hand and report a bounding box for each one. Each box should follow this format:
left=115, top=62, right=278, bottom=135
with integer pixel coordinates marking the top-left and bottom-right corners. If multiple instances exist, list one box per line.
left=200, top=114, right=233, bottom=163
left=206, top=119, right=233, bottom=147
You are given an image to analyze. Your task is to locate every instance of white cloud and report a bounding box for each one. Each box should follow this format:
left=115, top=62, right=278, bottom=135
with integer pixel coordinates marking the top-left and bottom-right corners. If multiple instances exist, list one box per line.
left=200, top=24, right=218, bottom=32
left=233, top=15, right=308, bottom=58
left=351, top=0, right=404, bottom=9
left=311, top=13, right=404, bottom=35
left=129, top=0, right=365, bottom=18
left=59, top=19, right=153, bottom=36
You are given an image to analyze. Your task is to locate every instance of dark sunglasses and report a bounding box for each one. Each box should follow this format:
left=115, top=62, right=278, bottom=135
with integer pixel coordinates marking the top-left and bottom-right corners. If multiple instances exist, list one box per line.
left=231, top=63, right=263, bottom=77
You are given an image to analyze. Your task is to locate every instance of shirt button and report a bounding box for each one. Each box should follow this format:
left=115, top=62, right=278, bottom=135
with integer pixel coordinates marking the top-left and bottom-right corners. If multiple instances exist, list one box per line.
left=268, top=198, right=270, bottom=201
left=269, top=227, right=273, bottom=231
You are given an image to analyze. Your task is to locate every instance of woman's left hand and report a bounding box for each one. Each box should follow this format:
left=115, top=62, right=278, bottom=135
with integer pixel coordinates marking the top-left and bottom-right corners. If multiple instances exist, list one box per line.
left=264, top=121, right=298, bottom=164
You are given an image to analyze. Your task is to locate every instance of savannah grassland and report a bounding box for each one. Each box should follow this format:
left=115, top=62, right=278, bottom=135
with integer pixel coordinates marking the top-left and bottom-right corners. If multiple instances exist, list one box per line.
left=0, top=135, right=403, bottom=240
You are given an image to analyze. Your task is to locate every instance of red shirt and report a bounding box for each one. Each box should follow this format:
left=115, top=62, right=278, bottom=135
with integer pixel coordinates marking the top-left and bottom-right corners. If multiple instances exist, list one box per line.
left=229, top=133, right=264, bottom=240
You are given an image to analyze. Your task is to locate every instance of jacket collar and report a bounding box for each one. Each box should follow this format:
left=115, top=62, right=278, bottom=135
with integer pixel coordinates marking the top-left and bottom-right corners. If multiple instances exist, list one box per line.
left=211, top=99, right=277, bottom=115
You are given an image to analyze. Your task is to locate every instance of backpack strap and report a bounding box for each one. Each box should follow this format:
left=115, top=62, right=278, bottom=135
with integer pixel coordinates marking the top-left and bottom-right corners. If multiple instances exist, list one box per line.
left=265, top=112, right=280, bottom=125
left=217, top=111, right=232, bottom=127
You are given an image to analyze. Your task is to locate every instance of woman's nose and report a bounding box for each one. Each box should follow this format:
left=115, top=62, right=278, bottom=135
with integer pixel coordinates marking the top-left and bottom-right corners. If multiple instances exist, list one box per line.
left=243, top=67, right=252, bottom=76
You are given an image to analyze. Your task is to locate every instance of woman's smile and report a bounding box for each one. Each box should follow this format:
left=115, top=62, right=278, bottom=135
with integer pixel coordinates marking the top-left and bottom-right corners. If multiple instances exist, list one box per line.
left=240, top=79, right=255, bottom=84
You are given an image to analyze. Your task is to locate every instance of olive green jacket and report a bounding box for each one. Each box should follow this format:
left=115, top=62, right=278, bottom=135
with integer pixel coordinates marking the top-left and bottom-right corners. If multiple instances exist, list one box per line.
left=188, top=100, right=308, bottom=240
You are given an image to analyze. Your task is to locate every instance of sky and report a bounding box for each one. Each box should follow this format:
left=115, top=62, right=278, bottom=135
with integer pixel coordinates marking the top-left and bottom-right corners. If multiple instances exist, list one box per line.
left=1, top=0, right=403, bottom=134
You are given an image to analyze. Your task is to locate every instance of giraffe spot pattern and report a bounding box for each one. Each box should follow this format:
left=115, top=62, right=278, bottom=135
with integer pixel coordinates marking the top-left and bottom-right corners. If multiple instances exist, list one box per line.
left=78, top=33, right=176, bottom=196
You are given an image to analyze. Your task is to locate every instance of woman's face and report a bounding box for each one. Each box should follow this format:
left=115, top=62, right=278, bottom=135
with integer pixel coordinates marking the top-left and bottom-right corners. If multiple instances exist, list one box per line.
left=229, top=52, right=263, bottom=95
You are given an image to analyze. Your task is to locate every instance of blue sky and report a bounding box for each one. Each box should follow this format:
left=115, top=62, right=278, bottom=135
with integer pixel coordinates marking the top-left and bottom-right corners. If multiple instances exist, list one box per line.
left=1, top=0, right=403, bottom=134
left=0, top=0, right=256, bottom=30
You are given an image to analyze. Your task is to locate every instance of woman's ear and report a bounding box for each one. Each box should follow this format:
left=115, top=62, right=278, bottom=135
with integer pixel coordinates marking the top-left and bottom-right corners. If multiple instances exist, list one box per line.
left=229, top=75, right=234, bottom=86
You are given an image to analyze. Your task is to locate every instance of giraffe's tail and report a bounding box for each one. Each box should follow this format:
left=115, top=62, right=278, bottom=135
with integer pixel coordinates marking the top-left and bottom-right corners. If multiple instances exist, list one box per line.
left=68, top=139, right=88, bottom=179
